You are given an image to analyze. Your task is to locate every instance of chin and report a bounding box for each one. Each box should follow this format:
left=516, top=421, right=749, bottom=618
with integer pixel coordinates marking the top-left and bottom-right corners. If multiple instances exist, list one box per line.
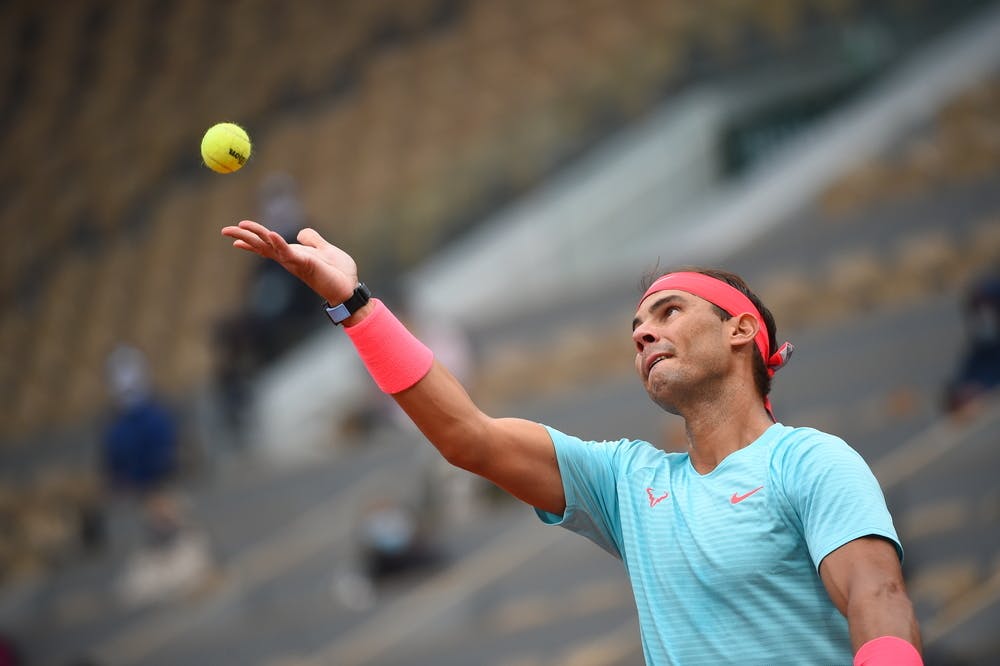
left=645, top=382, right=682, bottom=416
left=655, top=400, right=682, bottom=416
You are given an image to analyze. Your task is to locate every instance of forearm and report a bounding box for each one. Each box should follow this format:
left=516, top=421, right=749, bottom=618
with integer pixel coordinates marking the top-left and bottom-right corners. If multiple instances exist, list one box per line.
left=393, top=361, right=492, bottom=468
left=342, top=299, right=486, bottom=459
left=342, top=297, right=564, bottom=512
left=847, top=582, right=922, bottom=654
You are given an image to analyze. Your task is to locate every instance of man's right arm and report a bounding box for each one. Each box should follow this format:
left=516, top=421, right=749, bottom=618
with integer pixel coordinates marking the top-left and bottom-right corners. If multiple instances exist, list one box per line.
left=392, top=359, right=566, bottom=515
left=222, top=220, right=567, bottom=515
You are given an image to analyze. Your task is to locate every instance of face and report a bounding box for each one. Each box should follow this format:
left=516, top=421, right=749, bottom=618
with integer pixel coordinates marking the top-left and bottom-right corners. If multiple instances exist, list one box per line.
left=631, top=290, right=733, bottom=413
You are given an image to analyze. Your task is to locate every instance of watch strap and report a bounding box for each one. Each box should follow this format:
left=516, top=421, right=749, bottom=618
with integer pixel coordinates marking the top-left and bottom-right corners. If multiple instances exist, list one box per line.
left=324, top=282, right=371, bottom=325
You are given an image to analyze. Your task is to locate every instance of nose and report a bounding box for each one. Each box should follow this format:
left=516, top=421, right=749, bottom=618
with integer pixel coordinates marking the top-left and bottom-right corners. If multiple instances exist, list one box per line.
left=632, top=322, right=657, bottom=353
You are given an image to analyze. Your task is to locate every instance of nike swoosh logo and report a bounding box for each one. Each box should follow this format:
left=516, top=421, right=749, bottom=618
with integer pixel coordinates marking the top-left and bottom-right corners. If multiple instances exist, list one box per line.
left=730, top=486, right=764, bottom=504
left=646, top=487, right=669, bottom=507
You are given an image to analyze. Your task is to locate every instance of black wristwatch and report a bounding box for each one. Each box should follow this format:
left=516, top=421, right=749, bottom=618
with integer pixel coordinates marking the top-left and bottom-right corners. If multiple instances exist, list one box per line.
left=324, top=282, right=371, bottom=325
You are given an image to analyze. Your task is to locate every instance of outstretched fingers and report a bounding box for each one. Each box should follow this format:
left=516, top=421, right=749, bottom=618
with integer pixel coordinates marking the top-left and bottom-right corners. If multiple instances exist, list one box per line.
left=237, top=219, right=276, bottom=239
left=222, top=220, right=352, bottom=302
left=240, top=220, right=289, bottom=254
left=222, top=220, right=287, bottom=258
left=222, top=229, right=266, bottom=255
left=230, top=238, right=257, bottom=253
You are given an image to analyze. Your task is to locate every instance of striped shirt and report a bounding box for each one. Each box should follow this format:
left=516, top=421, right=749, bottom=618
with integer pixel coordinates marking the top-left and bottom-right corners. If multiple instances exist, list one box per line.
left=536, top=423, right=901, bottom=665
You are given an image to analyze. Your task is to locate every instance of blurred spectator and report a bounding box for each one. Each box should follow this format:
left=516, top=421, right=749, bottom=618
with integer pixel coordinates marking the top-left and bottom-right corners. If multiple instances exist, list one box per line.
left=357, top=498, right=439, bottom=582
left=102, top=344, right=212, bottom=605
left=103, top=344, right=181, bottom=546
left=332, top=495, right=442, bottom=611
left=248, top=172, right=321, bottom=342
left=944, top=272, right=1000, bottom=416
left=213, top=172, right=320, bottom=441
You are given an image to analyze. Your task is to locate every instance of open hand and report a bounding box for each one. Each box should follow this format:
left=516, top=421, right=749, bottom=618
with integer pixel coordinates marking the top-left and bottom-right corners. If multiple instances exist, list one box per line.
left=221, top=220, right=358, bottom=305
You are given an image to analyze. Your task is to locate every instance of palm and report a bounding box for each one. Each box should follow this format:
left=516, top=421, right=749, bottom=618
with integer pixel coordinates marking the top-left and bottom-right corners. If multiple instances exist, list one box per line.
left=222, top=220, right=358, bottom=304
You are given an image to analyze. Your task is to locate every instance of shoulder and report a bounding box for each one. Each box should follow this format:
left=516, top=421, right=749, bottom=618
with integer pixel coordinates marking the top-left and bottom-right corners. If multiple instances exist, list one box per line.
left=543, top=425, right=668, bottom=471
left=768, top=425, right=884, bottom=506
left=769, top=424, right=858, bottom=462
left=765, top=424, right=874, bottom=494
left=773, top=424, right=846, bottom=446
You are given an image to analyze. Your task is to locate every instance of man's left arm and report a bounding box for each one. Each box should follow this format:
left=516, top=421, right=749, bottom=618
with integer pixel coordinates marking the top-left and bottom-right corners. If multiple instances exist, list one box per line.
left=819, top=535, right=923, bottom=665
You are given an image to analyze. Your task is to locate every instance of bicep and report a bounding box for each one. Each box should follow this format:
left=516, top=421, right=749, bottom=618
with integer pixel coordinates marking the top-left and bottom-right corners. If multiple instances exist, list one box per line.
left=819, top=536, right=921, bottom=652
left=477, top=417, right=566, bottom=515
left=819, top=536, right=905, bottom=616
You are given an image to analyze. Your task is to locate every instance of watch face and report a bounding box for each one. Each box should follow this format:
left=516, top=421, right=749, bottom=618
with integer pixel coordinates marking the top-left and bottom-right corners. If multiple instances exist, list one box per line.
left=326, top=303, right=351, bottom=324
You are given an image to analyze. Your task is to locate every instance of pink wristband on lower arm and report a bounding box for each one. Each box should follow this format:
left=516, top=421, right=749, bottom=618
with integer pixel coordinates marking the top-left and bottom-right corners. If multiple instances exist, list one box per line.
left=854, top=636, right=922, bottom=666
left=343, top=299, right=434, bottom=394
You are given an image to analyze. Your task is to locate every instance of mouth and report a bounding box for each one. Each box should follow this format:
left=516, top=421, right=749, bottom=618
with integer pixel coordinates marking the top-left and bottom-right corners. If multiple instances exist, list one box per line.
left=644, top=352, right=673, bottom=376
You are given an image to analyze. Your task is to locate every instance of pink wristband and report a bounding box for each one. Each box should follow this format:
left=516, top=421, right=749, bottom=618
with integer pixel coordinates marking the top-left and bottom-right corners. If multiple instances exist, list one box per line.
left=854, top=636, right=922, bottom=666
left=343, top=299, right=434, bottom=394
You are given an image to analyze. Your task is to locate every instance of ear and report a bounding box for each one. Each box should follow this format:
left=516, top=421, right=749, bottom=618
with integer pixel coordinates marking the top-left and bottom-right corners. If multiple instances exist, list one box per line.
left=728, top=312, right=759, bottom=349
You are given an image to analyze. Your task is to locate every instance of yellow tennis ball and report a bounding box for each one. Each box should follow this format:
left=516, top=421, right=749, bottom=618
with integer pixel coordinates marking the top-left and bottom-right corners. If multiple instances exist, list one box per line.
left=200, top=122, right=251, bottom=173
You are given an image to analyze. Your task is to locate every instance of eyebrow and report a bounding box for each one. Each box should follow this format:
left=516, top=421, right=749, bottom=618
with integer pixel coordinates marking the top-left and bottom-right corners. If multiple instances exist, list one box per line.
left=632, top=294, right=687, bottom=331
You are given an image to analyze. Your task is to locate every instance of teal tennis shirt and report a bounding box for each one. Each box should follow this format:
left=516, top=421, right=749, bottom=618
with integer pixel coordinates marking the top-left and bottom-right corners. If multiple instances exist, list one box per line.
left=536, top=423, right=901, bottom=666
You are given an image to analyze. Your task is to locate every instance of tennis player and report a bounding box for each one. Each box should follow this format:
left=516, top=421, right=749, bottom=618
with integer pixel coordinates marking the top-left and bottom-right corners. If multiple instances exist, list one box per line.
left=222, top=220, right=922, bottom=665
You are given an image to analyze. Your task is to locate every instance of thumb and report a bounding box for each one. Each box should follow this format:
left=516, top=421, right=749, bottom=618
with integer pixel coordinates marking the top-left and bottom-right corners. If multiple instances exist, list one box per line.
left=296, top=227, right=328, bottom=249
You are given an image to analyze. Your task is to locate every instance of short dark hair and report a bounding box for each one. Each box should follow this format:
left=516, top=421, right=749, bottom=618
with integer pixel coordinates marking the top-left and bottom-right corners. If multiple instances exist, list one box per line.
left=641, top=267, right=777, bottom=400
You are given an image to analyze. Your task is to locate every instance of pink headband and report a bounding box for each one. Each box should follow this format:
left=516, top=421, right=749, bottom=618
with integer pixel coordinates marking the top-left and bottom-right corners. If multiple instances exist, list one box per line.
left=641, top=272, right=794, bottom=416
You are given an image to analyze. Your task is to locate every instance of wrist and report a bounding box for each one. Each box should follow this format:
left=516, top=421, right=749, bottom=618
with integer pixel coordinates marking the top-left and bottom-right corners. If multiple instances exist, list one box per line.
left=324, top=282, right=371, bottom=325
left=342, top=300, right=376, bottom=327
left=343, top=299, right=434, bottom=394
left=854, top=636, right=922, bottom=666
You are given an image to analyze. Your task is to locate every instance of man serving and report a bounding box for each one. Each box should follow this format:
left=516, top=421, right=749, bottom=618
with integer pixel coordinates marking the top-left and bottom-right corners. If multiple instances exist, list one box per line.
left=222, top=220, right=922, bottom=665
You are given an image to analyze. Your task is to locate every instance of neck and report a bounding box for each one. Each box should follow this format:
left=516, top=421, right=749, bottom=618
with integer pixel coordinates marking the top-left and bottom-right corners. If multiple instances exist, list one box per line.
left=681, top=386, right=774, bottom=475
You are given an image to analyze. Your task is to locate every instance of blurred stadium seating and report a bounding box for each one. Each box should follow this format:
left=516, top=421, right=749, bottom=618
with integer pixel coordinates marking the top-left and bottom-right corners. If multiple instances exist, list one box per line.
left=1, top=1, right=999, bottom=664
left=1, top=0, right=989, bottom=440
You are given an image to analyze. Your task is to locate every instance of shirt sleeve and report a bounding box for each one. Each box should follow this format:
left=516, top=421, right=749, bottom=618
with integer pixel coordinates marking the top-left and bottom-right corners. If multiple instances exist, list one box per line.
left=776, top=430, right=903, bottom=571
left=534, top=425, right=626, bottom=559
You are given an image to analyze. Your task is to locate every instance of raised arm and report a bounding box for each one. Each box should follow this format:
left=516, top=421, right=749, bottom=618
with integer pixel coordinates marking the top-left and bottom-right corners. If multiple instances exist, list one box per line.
left=221, top=221, right=566, bottom=514
left=819, top=536, right=923, bottom=664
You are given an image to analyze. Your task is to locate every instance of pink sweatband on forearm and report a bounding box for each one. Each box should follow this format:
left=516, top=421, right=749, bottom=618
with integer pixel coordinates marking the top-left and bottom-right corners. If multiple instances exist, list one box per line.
left=854, top=636, right=923, bottom=666
left=343, top=299, right=434, bottom=394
